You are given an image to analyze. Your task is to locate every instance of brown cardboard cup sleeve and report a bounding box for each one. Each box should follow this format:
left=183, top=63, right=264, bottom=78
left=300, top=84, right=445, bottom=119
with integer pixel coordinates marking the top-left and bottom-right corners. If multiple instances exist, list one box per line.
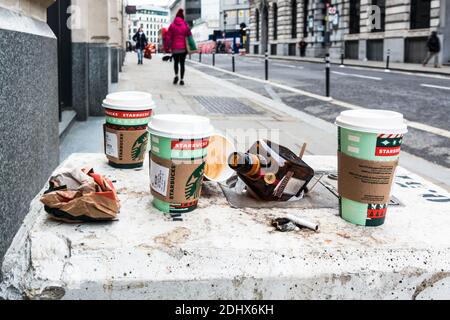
left=104, top=125, right=148, bottom=164
left=338, top=152, right=398, bottom=204
left=150, top=154, right=205, bottom=203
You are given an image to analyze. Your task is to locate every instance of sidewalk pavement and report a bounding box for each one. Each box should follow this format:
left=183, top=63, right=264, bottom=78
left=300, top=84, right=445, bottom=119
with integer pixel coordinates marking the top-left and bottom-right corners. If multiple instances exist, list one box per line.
left=61, top=53, right=339, bottom=161
left=247, top=54, right=450, bottom=76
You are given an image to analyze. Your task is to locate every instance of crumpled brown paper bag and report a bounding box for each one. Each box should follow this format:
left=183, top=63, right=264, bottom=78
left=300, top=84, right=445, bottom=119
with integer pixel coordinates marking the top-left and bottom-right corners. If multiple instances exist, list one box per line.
left=40, top=167, right=120, bottom=222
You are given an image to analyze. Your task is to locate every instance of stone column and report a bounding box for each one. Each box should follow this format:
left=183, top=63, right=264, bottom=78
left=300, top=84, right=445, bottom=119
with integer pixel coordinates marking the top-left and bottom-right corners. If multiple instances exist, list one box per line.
left=109, top=0, right=120, bottom=84
left=260, top=0, right=270, bottom=54
left=310, top=0, right=327, bottom=57
left=0, top=0, right=59, bottom=264
left=71, top=0, right=90, bottom=120
left=439, top=0, right=450, bottom=65
left=87, top=0, right=111, bottom=116
left=71, top=0, right=113, bottom=118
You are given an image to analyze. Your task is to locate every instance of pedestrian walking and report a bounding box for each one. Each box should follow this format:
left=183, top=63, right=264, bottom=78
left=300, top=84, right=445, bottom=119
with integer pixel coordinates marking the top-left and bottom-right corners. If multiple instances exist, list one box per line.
left=422, top=31, right=441, bottom=68
left=164, top=9, right=192, bottom=86
left=133, top=27, right=148, bottom=65
left=299, top=38, right=307, bottom=57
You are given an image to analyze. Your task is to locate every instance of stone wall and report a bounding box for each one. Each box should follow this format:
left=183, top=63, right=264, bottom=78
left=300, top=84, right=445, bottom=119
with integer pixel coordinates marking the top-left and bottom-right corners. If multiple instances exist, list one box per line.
left=0, top=3, right=59, bottom=269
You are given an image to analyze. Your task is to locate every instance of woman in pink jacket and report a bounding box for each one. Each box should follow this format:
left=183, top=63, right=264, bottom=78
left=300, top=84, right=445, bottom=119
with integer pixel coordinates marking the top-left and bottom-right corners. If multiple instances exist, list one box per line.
left=164, top=9, right=192, bottom=85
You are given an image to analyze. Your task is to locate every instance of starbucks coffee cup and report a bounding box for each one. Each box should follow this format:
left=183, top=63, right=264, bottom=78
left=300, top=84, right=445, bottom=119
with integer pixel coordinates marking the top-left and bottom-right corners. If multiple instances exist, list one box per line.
left=335, top=109, right=408, bottom=227
left=204, top=132, right=236, bottom=182
left=148, top=114, right=214, bottom=214
left=102, top=91, right=155, bottom=169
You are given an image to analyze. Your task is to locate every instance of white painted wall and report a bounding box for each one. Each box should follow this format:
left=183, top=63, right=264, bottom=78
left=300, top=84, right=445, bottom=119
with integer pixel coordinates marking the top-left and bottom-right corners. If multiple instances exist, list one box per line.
left=201, top=0, right=220, bottom=28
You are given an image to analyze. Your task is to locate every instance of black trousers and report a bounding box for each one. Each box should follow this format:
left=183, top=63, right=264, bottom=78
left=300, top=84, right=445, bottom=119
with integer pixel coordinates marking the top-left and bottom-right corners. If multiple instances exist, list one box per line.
left=173, top=52, right=187, bottom=79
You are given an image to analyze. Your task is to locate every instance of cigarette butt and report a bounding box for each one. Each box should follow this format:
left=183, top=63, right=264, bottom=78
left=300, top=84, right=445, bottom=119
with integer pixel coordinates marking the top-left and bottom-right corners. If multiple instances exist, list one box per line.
left=286, top=214, right=319, bottom=232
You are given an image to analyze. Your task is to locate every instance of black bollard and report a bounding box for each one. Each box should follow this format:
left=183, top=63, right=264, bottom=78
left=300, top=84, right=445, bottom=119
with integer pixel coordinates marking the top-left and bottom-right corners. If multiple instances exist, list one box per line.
left=212, top=52, right=215, bottom=66
left=265, top=51, right=269, bottom=81
left=325, top=53, right=331, bottom=98
left=199, top=52, right=202, bottom=63
left=232, top=51, right=235, bottom=72
left=340, top=53, right=344, bottom=66
left=385, top=49, right=391, bottom=72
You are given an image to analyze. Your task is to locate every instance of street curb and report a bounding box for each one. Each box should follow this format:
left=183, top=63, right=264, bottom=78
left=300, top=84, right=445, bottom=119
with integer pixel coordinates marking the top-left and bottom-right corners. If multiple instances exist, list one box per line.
left=246, top=54, right=450, bottom=77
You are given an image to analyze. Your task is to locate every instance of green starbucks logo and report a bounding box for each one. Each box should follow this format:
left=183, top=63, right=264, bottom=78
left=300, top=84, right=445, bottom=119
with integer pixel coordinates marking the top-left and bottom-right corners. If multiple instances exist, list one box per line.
left=185, top=163, right=205, bottom=200
left=131, top=132, right=148, bottom=161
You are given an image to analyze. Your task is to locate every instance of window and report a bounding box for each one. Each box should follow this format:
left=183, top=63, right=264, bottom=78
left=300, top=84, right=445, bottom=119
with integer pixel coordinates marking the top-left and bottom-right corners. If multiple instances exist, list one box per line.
left=410, top=0, right=431, bottom=29
left=273, top=3, right=278, bottom=40
left=238, top=10, right=247, bottom=25
left=256, top=9, right=259, bottom=41
left=225, top=10, right=238, bottom=27
left=366, top=39, right=384, bottom=61
left=371, top=0, right=385, bottom=32
left=345, top=41, right=359, bottom=59
left=349, top=0, right=361, bottom=34
left=291, top=0, right=297, bottom=38
left=288, top=43, right=296, bottom=56
left=186, top=8, right=201, bottom=14
left=271, top=43, right=277, bottom=55
left=303, top=0, right=309, bottom=37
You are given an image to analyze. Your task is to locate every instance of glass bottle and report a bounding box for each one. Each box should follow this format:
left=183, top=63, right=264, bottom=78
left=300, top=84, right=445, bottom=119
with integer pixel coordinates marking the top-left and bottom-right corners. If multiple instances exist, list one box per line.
left=228, top=140, right=315, bottom=201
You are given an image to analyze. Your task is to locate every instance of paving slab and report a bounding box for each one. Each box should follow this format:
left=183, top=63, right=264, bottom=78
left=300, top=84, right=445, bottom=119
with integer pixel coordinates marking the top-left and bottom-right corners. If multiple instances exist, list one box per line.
left=1, top=153, right=449, bottom=300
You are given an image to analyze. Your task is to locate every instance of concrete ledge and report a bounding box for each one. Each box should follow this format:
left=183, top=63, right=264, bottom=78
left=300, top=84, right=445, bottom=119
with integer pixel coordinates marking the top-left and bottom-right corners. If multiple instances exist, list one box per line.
left=1, top=153, right=449, bottom=300
left=0, top=6, right=56, bottom=38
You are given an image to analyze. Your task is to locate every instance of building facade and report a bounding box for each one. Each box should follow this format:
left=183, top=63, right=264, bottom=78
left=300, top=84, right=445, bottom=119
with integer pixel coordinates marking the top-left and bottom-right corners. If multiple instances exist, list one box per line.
left=220, top=0, right=250, bottom=32
left=249, top=0, right=450, bottom=64
left=191, top=0, right=220, bottom=42
left=169, top=0, right=202, bottom=26
left=127, top=5, right=169, bottom=44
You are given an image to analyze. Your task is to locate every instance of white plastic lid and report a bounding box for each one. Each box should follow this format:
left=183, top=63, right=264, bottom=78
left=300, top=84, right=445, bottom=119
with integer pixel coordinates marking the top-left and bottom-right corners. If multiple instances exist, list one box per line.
left=102, top=91, right=155, bottom=111
left=148, top=114, right=214, bottom=139
left=335, top=109, right=408, bottom=134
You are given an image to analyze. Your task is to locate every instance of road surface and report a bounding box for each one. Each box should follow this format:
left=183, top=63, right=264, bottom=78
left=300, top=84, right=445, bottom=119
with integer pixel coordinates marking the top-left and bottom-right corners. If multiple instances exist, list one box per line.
left=187, top=54, right=450, bottom=168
